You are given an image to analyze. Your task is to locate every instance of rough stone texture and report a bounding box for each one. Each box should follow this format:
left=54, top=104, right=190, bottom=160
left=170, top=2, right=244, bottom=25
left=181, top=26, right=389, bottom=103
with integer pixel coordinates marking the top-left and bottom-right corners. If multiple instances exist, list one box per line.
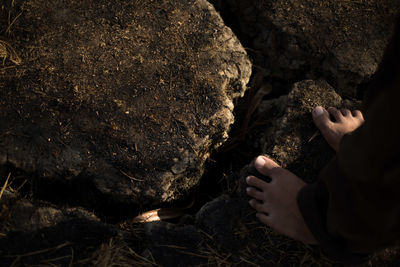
left=0, top=190, right=126, bottom=266
left=262, top=80, right=345, bottom=182
left=254, top=80, right=362, bottom=182
left=0, top=191, right=64, bottom=233
left=0, top=190, right=102, bottom=233
left=0, top=0, right=251, bottom=205
left=211, top=0, right=400, bottom=97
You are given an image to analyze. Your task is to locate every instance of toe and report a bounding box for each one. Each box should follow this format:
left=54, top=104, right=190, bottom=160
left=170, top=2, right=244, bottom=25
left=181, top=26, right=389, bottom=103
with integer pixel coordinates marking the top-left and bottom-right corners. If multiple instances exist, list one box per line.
left=312, top=106, right=332, bottom=130
left=246, top=176, right=269, bottom=191
left=327, top=107, right=343, bottom=122
left=249, top=199, right=269, bottom=213
left=254, top=156, right=280, bottom=177
left=351, top=110, right=364, bottom=120
left=340, top=108, right=351, bottom=117
left=246, top=187, right=264, bottom=201
left=256, top=212, right=271, bottom=225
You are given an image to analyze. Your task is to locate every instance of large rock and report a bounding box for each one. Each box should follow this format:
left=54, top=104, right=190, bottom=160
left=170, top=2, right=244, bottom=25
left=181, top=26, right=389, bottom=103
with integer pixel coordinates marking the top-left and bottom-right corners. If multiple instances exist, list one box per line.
left=261, top=80, right=344, bottom=182
left=256, top=80, right=362, bottom=182
left=211, top=0, right=399, bottom=97
left=0, top=0, right=251, bottom=205
left=0, top=190, right=126, bottom=266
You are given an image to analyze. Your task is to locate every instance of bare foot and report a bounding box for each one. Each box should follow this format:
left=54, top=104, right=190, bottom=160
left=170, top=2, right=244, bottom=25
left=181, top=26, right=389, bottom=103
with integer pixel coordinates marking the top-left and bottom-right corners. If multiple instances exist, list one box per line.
left=312, top=106, right=364, bottom=152
left=246, top=156, right=318, bottom=245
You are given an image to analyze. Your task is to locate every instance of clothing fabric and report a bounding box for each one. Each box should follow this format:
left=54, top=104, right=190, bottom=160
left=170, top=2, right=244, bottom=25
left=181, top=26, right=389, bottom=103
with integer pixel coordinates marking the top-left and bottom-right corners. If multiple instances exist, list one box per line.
left=298, top=16, right=400, bottom=264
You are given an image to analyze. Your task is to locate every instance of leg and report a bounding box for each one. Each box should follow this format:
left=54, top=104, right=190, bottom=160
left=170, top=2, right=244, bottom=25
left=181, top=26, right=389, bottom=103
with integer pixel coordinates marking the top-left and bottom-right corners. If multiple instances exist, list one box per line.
left=246, top=107, right=365, bottom=244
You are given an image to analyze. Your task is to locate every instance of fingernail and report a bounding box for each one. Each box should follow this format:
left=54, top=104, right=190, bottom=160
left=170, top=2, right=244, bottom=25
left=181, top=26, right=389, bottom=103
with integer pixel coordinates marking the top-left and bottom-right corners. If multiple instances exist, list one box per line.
left=313, top=106, right=324, bottom=117
left=246, top=176, right=251, bottom=183
left=254, top=156, right=266, bottom=169
left=246, top=187, right=250, bottom=193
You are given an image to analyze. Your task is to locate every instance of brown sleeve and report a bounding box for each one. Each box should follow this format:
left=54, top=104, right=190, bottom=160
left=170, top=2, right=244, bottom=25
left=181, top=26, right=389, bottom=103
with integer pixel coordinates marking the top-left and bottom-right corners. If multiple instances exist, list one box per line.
left=298, top=158, right=371, bottom=264
left=298, top=14, right=400, bottom=263
left=298, top=80, right=400, bottom=263
left=328, top=82, right=400, bottom=251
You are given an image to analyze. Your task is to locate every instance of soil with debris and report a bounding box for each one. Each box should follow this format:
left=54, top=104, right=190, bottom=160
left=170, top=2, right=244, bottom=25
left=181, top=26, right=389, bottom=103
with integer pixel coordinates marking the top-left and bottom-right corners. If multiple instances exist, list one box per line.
left=1, top=0, right=400, bottom=266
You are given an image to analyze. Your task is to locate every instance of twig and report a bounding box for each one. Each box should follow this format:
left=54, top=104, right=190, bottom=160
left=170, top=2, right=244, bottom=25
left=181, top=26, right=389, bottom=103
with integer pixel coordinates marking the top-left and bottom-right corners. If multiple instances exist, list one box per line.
left=0, top=40, right=21, bottom=65
left=0, top=65, right=17, bottom=71
left=7, top=241, right=72, bottom=258
left=158, top=244, right=188, bottom=249
left=6, top=11, right=23, bottom=35
left=127, top=247, right=161, bottom=266
left=0, top=172, right=11, bottom=201
left=68, top=247, right=74, bottom=267
left=174, top=250, right=209, bottom=259
left=308, top=130, right=320, bottom=143
left=14, top=179, right=27, bottom=193
left=199, top=229, right=215, bottom=241
left=120, top=170, right=144, bottom=182
left=40, top=255, right=72, bottom=264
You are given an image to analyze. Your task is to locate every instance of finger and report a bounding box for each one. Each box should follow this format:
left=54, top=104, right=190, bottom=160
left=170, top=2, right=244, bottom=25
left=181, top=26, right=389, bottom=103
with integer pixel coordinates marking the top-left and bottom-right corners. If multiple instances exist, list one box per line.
left=246, top=176, right=269, bottom=191
left=246, top=187, right=264, bottom=201
left=327, top=107, right=343, bottom=122
left=254, top=156, right=281, bottom=177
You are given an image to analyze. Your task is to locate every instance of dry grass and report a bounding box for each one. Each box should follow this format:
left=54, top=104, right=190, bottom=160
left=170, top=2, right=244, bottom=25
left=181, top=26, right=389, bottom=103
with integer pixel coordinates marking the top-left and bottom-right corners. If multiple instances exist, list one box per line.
left=195, top=216, right=400, bottom=267
left=0, top=0, right=22, bottom=71
left=8, top=242, right=73, bottom=267
left=0, top=172, right=29, bottom=197
left=5, top=9, right=22, bottom=35
left=78, top=238, right=159, bottom=267
left=0, top=39, right=21, bottom=65
left=186, top=212, right=338, bottom=267
left=4, top=237, right=158, bottom=266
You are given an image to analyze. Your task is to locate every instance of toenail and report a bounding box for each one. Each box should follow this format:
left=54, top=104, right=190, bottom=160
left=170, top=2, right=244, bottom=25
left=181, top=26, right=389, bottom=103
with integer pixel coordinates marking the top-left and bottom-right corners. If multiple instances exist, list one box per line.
left=313, top=106, right=324, bottom=116
left=254, top=156, right=266, bottom=169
